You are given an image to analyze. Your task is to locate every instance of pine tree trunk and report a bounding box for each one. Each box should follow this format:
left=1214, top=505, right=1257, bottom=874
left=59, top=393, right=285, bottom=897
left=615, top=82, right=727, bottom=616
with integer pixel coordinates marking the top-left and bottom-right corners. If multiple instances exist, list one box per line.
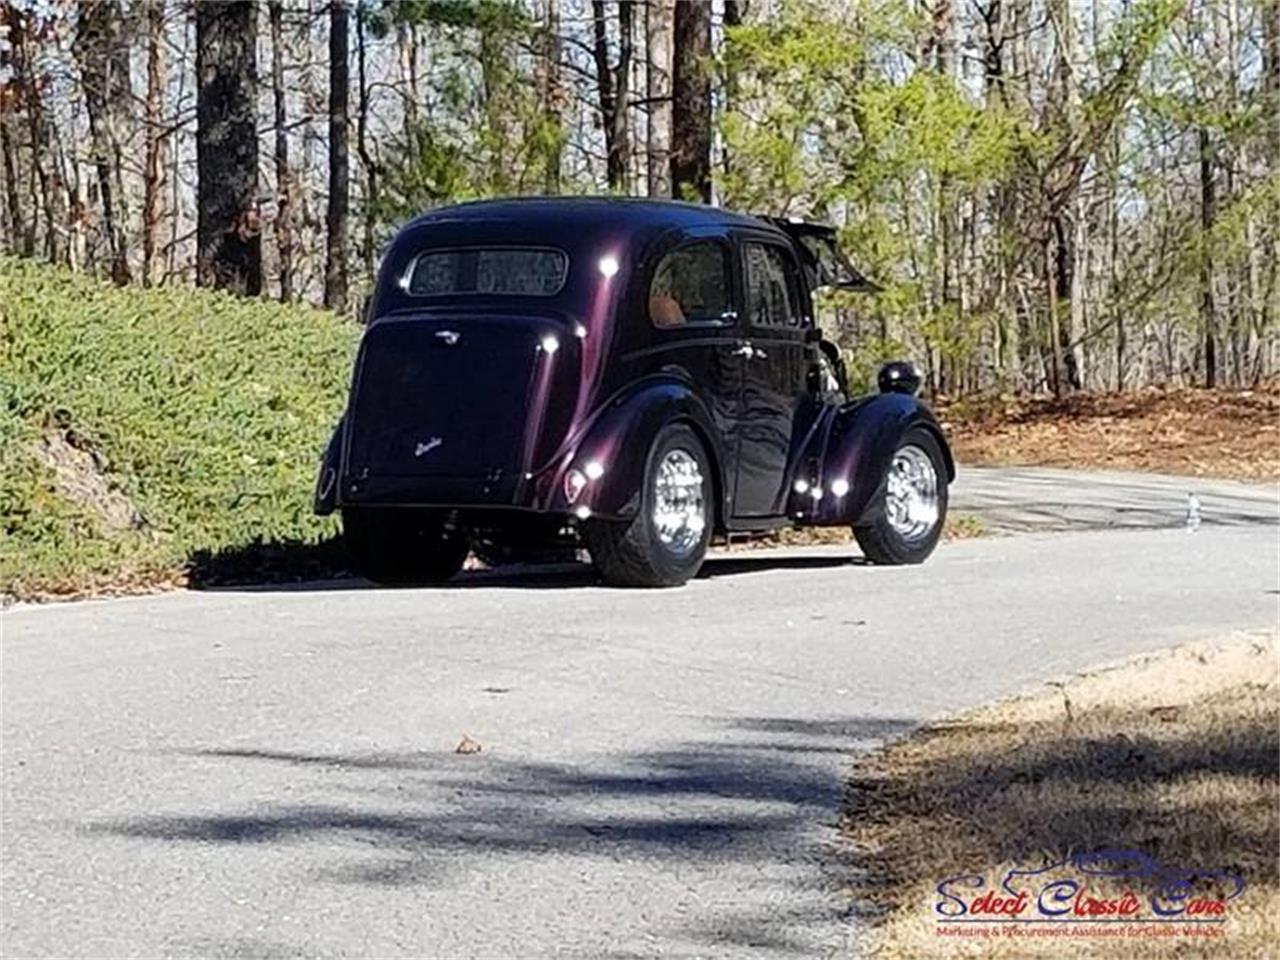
left=13, top=9, right=63, bottom=264
left=1265, top=0, right=1280, bottom=160
left=356, top=4, right=379, bottom=281
left=539, top=0, right=563, bottom=193
left=1260, top=0, right=1279, bottom=383
left=591, top=1, right=622, bottom=191
left=1109, top=131, right=1124, bottom=389
left=929, top=0, right=956, bottom=392
left=0, top=113, right=26, bottom=255
left=268, top=0, right=295, bottom=302
left=74, top=0, right=131, bottom=284
left=1199, top=127, right=1217, bottom=388
left=168, top=6, right=193, bottom=282
left=645, top=0, right=673, bottom=198
left=978, top=0, right=1014, bottom=385
left=196, top=0, right=262, bottom=294
left=613, top=1, right=633, bottom=193
left=671, top=0, right=711, bottom=202
left=142, top=0, right=167, bottom=288
left=325, top=0, right=350, bottom=312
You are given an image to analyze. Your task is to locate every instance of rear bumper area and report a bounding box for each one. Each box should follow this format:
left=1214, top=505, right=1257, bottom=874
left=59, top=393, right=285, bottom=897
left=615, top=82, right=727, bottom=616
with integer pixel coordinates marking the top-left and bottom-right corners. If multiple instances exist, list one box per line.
left=340, top=472, right=526, bottom=509
left=330, top=461, right=627, bottom=523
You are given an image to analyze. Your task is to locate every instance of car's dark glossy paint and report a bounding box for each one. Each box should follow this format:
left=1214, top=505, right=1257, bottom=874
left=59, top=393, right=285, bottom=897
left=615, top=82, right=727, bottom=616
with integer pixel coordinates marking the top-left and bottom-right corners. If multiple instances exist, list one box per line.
left=316, top=197, right=954, bottom=583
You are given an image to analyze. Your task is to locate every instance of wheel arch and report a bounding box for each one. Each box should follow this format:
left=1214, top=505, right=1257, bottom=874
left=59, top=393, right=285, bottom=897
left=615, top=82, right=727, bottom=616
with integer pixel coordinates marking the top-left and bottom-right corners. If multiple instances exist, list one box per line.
left=789, top=393, right=953, bottom=527
left=540, top=376, right=728, bottom=523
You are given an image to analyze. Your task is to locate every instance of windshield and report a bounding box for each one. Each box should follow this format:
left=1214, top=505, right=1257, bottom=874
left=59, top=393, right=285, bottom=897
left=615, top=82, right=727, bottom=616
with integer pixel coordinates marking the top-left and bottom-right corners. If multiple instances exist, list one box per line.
left=402, top=247, right=568, bottom=297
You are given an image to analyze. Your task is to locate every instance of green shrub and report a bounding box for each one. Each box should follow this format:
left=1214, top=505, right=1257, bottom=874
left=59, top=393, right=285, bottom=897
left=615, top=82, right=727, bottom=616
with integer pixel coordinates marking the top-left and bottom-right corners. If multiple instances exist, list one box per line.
left=0, top=258, right=358, bottom=599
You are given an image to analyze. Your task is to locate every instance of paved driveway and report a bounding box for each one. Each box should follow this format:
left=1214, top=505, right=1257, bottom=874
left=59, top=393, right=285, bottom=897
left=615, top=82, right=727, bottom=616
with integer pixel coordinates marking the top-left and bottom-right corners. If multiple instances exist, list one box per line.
left=953, top=464, right=1277, bottom=532
left=2, top=468, right=1276, bottom=958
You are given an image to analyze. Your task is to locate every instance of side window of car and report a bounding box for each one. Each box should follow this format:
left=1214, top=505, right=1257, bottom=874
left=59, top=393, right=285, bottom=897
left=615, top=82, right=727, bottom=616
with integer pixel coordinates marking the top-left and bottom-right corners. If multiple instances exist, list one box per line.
left=649, top=241, right=731, bottom=329
left=743, top=243, right=799, bottom=327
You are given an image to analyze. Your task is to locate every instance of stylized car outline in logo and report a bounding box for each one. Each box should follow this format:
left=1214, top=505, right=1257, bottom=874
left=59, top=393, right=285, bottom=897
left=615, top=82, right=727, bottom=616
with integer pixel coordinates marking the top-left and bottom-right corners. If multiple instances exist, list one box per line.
left=434, top=330, right=461, bottom=345
left=414, top=437, right=443, bottom=457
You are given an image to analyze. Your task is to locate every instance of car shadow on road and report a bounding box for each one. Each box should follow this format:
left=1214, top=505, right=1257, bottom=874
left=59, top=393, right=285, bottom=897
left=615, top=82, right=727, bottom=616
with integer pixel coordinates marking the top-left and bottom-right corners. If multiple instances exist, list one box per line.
left=89, top=714, right=915, bottom=955
left=187, top=538, right=865, bottom=594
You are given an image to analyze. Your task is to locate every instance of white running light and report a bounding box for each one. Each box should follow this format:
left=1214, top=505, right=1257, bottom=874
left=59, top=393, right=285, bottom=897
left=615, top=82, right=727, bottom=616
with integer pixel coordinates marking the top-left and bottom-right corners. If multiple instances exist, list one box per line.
left=541, top=334, right=560, bottom=354
left=831, top=478, right=850, bottom=497
left=598, top=255, right=620, bottom=278
left=584, top=460, right=605, bottom=480
left=793, top=479, right=810, bottom=494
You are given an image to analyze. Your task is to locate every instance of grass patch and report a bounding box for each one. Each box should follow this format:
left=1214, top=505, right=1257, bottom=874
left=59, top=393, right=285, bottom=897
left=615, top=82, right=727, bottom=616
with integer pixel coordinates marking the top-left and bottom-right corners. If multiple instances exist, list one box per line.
left=841, top=631, right=1279, bottom=958
left=0, top=257, right=357, bottom=600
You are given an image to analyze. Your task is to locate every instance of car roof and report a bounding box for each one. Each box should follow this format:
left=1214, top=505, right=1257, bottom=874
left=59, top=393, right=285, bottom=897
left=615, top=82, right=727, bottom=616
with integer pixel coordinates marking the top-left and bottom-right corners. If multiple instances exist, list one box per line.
left=405, top=196, right=783, bottom=236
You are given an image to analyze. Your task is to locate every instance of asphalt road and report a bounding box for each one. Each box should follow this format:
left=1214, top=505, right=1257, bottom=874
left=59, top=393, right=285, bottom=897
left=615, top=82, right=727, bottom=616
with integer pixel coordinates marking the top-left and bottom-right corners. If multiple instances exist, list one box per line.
left=2, top=468, right=1277, bottom=958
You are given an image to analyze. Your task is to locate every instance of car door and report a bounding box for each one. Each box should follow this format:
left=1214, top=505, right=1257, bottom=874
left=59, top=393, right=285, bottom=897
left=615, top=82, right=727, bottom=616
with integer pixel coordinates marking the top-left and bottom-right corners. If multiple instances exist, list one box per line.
left=640, top=234, right=745, bottom=502
left=732, top=234, right=809, bottom=518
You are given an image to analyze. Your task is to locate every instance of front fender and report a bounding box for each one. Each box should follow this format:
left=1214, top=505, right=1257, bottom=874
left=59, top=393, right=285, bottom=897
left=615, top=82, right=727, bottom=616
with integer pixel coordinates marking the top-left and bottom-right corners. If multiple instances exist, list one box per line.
left=313, top=418, right=344, bottom=516
left=537, top=377, right=726, bottom=523
left=791, top=393, right=954, bottom=526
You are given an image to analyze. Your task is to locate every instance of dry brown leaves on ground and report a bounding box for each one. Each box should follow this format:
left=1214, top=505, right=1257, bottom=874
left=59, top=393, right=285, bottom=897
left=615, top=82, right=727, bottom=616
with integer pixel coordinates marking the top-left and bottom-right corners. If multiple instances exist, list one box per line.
left=841, top=631, right=1280, bottom=959
left=944, top=387, right=1280, bottom=481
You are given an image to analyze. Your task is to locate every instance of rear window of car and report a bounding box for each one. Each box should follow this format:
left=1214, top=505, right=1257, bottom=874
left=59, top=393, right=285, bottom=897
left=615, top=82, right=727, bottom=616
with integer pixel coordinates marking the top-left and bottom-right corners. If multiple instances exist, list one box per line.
left=403, top=247, right=568, bottom=296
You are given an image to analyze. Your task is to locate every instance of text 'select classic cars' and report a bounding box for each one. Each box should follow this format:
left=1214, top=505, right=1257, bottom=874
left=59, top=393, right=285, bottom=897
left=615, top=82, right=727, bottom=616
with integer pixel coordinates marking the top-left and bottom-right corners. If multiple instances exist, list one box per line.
left=315, top=198, right=955, bottom=587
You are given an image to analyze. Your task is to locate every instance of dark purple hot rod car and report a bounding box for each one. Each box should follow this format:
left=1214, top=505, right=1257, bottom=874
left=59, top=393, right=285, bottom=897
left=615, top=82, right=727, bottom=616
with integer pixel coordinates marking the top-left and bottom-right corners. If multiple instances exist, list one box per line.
left=315, top=198, right=954, bottom=587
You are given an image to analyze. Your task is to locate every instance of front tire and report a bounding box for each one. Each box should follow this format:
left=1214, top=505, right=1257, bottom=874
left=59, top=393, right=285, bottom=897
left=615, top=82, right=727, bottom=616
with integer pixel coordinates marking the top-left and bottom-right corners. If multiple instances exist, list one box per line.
left=582, top=423, right=713, bottom=587
left=343, top=508, right=469, bottom=585
left=853, top=427, right=948, bottom=565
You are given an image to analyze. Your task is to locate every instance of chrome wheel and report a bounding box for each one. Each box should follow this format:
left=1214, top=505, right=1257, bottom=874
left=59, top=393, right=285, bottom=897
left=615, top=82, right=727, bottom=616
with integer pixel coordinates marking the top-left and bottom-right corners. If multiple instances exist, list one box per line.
left=885, top=444, right=940, bottom=543
left=652, top=448, right=706, bottom=556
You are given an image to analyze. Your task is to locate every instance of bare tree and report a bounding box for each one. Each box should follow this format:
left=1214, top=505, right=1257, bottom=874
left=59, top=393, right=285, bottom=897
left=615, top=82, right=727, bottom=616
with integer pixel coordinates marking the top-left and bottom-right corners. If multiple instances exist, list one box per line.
left=355, top=2, right=381, bottom=277
left=646, top=0, right=673, bottom=198
left=11, top=7, right=64, bottom=264
left=539, top=0, right=564, bottom=193
left=325, top=0, right=350, bottom=311
left=73, top=0, right=132, bottom=283
left=1199, top=126, right=1217, bottom=387
left=142, top=0, right=167, bottom=287
left=196, top=0, right=262, bottom=294
left=592, top=0, right=632, bottom=192
left=268, top=0, right=295, bottom=302
left=671, top=0, right=711, bottom=202
left=0, top=63, right=28, bottom=255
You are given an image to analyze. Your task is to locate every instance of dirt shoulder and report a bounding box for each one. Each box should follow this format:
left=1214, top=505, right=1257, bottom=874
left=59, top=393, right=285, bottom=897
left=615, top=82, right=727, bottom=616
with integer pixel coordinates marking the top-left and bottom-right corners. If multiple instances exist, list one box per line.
left=841, top=630, right=1280, bottom=959
left=944, top=387, right=1280, bottom=481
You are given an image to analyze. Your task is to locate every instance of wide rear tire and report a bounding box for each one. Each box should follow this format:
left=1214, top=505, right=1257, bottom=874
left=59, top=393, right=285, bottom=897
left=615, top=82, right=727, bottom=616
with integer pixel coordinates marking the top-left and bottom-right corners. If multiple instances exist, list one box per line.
left=343, top=508, right=469, bottom=585
left=582, top=423, right=713, bottom=588
left=853, top=427, right=948, bottom=565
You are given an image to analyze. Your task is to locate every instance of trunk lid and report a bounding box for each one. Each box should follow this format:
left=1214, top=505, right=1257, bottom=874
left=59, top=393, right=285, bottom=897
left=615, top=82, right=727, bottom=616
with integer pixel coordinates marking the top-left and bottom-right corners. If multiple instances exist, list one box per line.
left=345, top=314, right=576, bottom=488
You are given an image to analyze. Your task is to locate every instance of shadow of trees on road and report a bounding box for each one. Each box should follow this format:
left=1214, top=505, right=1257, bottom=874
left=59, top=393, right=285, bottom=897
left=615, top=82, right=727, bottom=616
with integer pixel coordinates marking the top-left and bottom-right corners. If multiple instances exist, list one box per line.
left=90, top=715, right=914, bottom=955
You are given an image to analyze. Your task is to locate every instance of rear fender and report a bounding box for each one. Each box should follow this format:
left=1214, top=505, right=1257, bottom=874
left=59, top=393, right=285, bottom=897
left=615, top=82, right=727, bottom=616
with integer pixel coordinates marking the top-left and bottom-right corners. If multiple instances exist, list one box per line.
left=538, top=378, right=725, bottom=523
left=789, top=393, right=954, bottom=526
